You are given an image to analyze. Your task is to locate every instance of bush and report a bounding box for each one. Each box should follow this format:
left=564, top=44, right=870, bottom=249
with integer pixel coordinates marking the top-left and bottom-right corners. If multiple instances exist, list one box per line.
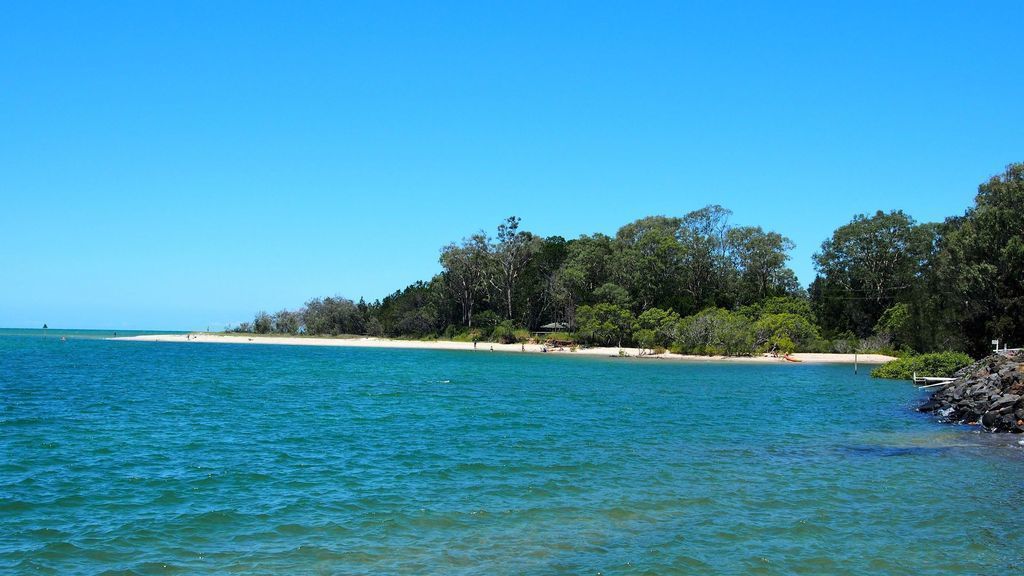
left=576, top=303, right=636, bottom=347
left=253, top=311, right=272, bottom=334
left=492, top=320, right=522, bottom=344
left=634, top=308, right=681, bottom=348
left=474, top=311, right=500, bottom=329
left=830, top=331, right=858, bottom=353
left=871, top=351, right=974, bottom=380
left=751, top=313, right=820, bottom=354
left=674, top=308, right=753, bottom=356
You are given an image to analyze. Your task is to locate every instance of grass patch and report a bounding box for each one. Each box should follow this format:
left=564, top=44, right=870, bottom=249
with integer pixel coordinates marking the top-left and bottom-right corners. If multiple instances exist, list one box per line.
left=871, top=351, right=973, bottom=380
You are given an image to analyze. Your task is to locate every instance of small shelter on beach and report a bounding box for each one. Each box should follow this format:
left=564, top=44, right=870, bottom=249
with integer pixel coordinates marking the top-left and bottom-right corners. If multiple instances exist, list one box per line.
left=535, top=322, right=569, bottom=334
left=533, top=322, right=573, bottom=346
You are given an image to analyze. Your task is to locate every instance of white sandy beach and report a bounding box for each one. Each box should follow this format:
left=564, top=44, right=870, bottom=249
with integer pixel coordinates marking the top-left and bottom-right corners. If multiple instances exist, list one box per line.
left=111, top=333, right=896, bottom=364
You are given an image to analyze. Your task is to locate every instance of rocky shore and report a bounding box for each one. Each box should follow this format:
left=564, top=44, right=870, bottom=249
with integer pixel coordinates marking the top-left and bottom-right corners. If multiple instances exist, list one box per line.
left=919, top=351, right=1024, bottom=432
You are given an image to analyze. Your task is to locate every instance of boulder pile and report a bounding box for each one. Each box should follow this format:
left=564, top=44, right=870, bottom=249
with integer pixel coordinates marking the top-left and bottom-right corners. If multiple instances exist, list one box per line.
left=919, top=351, right=1024, bottom=432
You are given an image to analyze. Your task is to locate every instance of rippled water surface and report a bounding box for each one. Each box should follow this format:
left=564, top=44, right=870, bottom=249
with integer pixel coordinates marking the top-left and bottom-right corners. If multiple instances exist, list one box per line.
left=2, top=331, right=1023, bottom=574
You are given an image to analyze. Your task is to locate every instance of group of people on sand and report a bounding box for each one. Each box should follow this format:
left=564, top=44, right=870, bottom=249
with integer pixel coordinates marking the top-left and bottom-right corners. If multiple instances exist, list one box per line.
left=472, top=339, right=554, bottom=353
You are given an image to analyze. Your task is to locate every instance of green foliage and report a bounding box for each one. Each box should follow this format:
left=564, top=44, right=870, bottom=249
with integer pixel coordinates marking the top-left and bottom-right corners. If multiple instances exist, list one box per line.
left=752, top=313, right=821, bottom=354
left=576, top=303, right=636, bottom=347
left=931, top=163, right=1024, bottom=357
left=593, top=282, right=633, bottom=308
left=674, top=308, right=753, bottom=356
left=741, top=296, right=815, bottom=323
left=871, top=352, right=974, bottom=380
left=271, top=309, right=301, bottom=334
left=873, top=303, right=913, bottom=349
left=253, top=311, right=272, bottom=334
left=302, top=296, right=366, bottom=335
left=811, top=210, right=935, bottom=337
left=634, top=307, right=681, bottom=348
left=633, top=328, right=658, bottom=350
left=611, top=216, right=682, bottom=311
left=727, top=226, right=799, bottom=305
left=473, top=310, right=500, bottom=331
left=439, top=233, right=489, bottom=327
left=235, top=164, right=1024, bottom=360
left=491, top=320, right=525, bottom=344
left=558, top=234, right=614, bottom=306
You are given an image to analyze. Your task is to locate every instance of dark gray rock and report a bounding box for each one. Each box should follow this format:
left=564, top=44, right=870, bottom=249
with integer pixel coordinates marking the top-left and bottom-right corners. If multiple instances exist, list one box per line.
left=919, top=351, right=1024, bottom=433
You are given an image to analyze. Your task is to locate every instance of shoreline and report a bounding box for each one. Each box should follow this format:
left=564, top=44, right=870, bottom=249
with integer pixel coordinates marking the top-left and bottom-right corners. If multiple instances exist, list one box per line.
left=110, top=333, right=896, bottom=365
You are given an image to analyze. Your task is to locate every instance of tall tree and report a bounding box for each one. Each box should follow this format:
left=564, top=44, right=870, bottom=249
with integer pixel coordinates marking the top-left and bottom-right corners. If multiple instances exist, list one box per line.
left=611, top=216, right=681, bottom=311
left=727, top=225, right=798, bottom=305
left=488, top=216, right=539, bottom=320
left=811, top=210, right=934, bottom=337
left=934, top=163, right=1024, bottom=356
left=558, top=234, right=614, bottom=303
left=522, top=236, right=570, bottom=329
left=677, top=205, right=733, bottom=312
left=440, top=232, right=489, bottom=327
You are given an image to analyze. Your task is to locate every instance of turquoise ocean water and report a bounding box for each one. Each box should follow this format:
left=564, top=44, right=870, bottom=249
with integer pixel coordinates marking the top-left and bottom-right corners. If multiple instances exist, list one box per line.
left=2, top=330, right=1023, bottom=574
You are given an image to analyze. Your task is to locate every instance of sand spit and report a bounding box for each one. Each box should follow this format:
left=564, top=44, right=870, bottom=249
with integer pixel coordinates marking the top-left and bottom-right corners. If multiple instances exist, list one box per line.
left=111, top=333, right=896, bottom=365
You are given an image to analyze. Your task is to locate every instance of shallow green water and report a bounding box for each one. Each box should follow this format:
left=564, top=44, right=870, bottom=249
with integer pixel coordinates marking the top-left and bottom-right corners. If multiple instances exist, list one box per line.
left=2, top=331, right=1023, bottom=574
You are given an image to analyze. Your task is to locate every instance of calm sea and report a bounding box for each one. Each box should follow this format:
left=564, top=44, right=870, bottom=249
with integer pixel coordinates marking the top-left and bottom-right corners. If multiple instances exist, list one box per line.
left=2, top=330, right=1022, bottom=574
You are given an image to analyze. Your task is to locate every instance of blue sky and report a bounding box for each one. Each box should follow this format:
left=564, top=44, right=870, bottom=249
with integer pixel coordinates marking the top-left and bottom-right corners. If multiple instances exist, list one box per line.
left=1, top=1, right=1021, bottom=330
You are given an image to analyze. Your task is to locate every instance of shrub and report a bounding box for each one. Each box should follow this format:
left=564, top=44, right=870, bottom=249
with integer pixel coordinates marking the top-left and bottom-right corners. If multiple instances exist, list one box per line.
left=871, top=351, right=974, bottom=380
left=576, top=303, right=636, bottom=347
left=831, top=331, right=858, bottom=353
left=674, top=308, right=754, bottom=356
left=634, top=308, right=681, bottom=348
left=739, top=296, right=815, bottom=323
left=492, top=320, right=522, bottom=344
left=751, top=313, right=820, bottom=353
left=253, top=311, right=273, bottom=334
left=474, top=311, right=500, bottom=333
left=873, top=303, right=914, bottom=349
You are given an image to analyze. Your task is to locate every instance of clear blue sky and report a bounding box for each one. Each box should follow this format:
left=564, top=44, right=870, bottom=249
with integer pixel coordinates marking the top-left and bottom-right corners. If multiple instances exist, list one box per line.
left=2, top=1, right=1021, bottom=330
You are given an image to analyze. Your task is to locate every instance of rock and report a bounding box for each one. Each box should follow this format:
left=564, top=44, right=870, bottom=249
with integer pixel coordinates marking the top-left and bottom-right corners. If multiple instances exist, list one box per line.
left=981, top=412, right=998, bottom=429
left=919, top=351, right=1024, bottom=433
left=991, top=393, right=1019, bottom=409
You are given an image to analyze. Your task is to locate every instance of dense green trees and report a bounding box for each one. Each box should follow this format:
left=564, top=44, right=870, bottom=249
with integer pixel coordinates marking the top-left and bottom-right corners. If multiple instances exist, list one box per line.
left=932, top=164, right=1024, bottom=356
left=572, top=304, right=632, bottom=347
left=232, top=162, right=1022, bottom=357
left=806, top=162, right=1024, bottom=357
left=810, top=210, right=935, bottom=338
left=302, top=297, right=365, bottom=335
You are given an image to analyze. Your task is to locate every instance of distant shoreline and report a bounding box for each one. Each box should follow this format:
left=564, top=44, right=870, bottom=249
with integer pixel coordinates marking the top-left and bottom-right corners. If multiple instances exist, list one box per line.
left=111, top=333, right=896, bottom=365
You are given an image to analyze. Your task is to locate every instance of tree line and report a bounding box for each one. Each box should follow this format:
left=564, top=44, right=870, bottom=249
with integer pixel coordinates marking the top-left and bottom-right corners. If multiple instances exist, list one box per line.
left=232, top=163, right=1023, bottom=358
